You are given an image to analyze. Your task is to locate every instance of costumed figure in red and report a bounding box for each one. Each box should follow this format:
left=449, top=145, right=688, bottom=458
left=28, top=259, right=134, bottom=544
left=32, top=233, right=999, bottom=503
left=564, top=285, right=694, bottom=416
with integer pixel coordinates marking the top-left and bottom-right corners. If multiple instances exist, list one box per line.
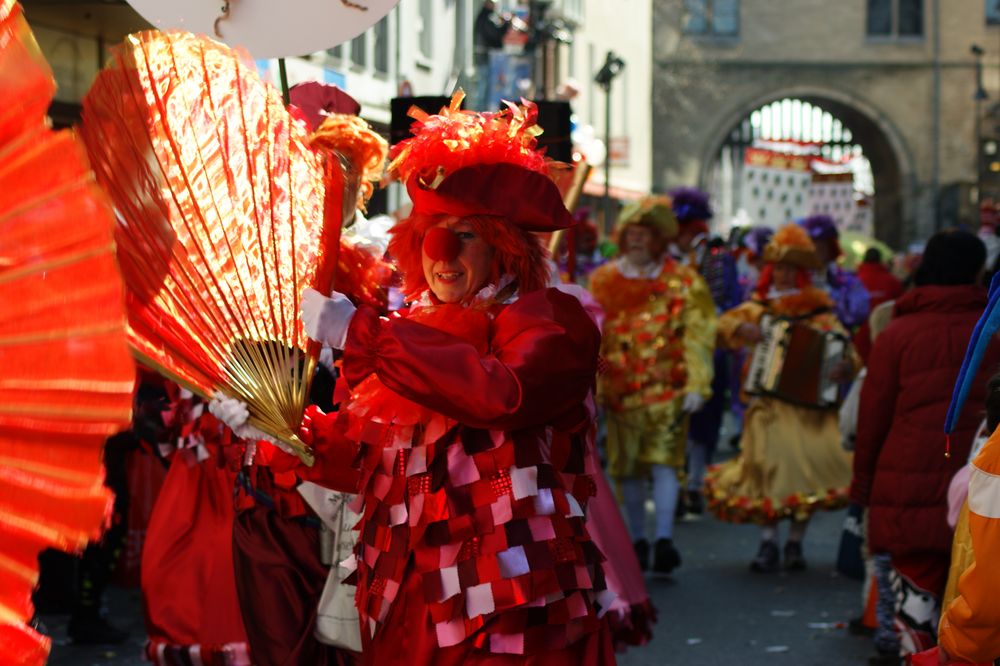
left=213, top=106, right=389, bottom=666
left=215, top=94, right=614, bottom=665
left=706, top=224, right=857, bottom=572
left=141, top=387, right=250, bottom=665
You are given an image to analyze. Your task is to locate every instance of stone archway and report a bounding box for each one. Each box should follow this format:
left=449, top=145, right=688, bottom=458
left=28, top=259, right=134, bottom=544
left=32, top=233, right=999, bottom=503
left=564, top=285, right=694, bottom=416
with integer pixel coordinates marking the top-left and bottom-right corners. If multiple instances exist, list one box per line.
left=698, top=87, right=916, bottom=249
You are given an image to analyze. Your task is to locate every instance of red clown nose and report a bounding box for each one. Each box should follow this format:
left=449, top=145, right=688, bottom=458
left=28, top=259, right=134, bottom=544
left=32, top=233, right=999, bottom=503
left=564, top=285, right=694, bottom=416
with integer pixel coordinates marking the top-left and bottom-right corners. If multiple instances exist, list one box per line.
left=423, top=226, right=462, bottom=262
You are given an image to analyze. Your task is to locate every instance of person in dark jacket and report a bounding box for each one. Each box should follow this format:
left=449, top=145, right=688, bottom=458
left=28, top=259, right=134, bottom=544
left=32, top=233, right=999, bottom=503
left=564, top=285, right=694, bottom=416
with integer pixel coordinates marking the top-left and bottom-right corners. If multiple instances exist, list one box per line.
left=851, top=229, right=1000, bottom=660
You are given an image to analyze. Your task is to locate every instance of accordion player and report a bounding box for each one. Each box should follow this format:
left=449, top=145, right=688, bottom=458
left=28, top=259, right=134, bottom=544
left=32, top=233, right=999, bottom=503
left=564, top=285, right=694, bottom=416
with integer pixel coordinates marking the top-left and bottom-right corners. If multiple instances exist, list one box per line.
left=742, top=313, right=849, bottom=409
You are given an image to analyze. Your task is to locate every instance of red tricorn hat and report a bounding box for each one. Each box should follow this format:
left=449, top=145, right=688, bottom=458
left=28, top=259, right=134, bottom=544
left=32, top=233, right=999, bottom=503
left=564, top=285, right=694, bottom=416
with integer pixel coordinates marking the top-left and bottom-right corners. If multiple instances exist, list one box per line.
left=389, top=93, right=573, bottom=232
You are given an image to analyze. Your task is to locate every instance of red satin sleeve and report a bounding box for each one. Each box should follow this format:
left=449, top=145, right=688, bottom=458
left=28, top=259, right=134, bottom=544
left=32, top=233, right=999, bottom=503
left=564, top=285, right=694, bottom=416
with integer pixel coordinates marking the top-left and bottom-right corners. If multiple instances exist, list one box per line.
left=343, top=288, right=600, bottom=432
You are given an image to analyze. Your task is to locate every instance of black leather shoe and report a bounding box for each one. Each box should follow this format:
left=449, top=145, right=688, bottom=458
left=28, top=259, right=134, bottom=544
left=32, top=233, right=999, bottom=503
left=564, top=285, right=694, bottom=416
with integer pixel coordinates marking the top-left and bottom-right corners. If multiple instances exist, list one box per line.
left=633, top=539, right=649, bottom=571
left=783, top=540, right=807, bottom=571
left=749, top=540, right=780, bottom=573
left=68, top=612, right=129, bottom=645
left=653, top=538, right=681, bottom=574
left=686, top=491, right=704, bottom=516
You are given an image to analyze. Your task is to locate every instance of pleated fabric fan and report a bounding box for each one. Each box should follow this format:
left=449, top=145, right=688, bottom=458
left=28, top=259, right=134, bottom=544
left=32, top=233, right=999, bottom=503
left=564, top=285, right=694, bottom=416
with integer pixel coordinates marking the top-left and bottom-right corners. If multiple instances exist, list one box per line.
left=80, top=31, right=346, bottom=464
left=0, top=2, right=135, bottom=663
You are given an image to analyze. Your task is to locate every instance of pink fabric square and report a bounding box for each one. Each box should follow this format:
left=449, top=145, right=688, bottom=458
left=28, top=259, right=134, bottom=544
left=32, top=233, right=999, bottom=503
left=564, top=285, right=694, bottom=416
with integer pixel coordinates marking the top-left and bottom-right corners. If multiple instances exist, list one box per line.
left=497, top=545, right=530, bottom=578
left=465, top=582, right=496, bottom=618
left=424, top=417, right=448, bottom=445
left=489, top=632, right=525, bottom=655
left=435, top=617, right=467, bottom=647
left=447, top=445, right=481, bottom=486
left=439, top=542, right=463, bottom=568
left=528, top=516, right=557, bottom=541
left=372, top=473, right=392, bottom=500
left=533, top=488, right=555, bottom=515
left=596, top=589, right=617, bottom=618
left=383, top=578, right=400, bottom=601
left=389, top=503, right=408, bottom=526
left=408, top=494, right=425, bottom=526
left=406, top=446, right=427, bottom=475
left=491, top=494, right=513, bottom=524
left=566, top=591, right=588, bottom=619
left=510, top=466, right=538, bottom=500
left=381, top=447, right=396, bottom=473
left=565, top=493, right=584, bottom=518
left=339, top=553, right=358, bottom=573
left=393, top=425, right=414, bottom=448
left=362, top=544, right=378, bottom=567
left=440, top=565, right=461, bottom=601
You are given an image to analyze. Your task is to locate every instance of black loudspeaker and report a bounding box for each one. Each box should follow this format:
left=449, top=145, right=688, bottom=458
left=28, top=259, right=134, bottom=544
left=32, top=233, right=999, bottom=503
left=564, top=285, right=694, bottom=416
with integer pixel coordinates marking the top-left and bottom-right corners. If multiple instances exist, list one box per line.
left=533, top=100, right=572, bottom=163
left=390, top=96, right=453, bottom=144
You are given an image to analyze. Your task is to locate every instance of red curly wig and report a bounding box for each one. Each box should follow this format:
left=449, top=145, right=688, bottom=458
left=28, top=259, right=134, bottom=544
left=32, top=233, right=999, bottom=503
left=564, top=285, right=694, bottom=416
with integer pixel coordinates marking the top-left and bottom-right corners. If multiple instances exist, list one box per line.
left=388, top=212, right=549, bottom=301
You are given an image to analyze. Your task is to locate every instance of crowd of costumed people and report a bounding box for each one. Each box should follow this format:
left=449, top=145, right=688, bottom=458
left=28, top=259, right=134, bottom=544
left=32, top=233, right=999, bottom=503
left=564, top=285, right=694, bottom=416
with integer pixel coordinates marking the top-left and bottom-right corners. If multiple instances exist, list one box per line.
left=6, top=2, right=1000, bottom=665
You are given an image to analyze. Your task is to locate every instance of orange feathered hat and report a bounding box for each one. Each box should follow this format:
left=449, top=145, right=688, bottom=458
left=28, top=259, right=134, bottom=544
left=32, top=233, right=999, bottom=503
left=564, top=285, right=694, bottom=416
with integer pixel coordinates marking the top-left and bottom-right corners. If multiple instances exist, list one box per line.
left=387, top=92, right=572, bottom=232
left=761, top=223, right=822, bottom=269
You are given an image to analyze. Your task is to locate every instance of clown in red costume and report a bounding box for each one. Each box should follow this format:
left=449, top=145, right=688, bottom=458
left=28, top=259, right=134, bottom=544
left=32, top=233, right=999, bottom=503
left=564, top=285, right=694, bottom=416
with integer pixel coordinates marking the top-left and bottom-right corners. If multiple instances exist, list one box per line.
left=215, top=95, right=614, bottom=664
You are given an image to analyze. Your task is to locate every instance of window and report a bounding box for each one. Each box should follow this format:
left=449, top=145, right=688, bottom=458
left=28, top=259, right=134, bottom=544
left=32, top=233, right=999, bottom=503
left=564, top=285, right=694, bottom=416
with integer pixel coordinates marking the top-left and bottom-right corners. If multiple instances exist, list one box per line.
left=867, top=0, right=923, bottom=37
left=683, top=0, right=739, bottom=37
left=350, top=32, right=367, bottom=67
left=419, top=0, right=433, bottom=59
left=327, top=44, right=342, bottom=59
left=374, top=16, right=389, bottom=74
left=987, top=0, right=1000, bottom=25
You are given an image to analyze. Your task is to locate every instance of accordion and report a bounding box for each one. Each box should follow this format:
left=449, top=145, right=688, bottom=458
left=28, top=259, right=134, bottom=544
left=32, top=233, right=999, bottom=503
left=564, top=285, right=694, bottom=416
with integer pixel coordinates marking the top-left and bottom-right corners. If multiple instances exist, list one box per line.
left=742, top=313, right=849, bottom=409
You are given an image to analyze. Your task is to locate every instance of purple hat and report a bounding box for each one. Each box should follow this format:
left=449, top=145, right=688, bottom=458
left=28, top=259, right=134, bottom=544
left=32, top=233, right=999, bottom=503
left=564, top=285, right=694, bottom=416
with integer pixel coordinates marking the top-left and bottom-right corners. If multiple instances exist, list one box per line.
left=743, top=226, right=774, bottom=257
left=799, top=214, right=839, bottom=241
left=669, top=187, right=713, bottom=223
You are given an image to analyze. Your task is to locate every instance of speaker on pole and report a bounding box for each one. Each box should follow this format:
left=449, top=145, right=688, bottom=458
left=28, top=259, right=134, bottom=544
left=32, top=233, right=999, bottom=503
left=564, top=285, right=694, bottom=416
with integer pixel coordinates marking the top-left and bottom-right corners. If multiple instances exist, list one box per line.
left=390, top=96, right=454, bottom=145
left=533, top=100, right=572, bottom=163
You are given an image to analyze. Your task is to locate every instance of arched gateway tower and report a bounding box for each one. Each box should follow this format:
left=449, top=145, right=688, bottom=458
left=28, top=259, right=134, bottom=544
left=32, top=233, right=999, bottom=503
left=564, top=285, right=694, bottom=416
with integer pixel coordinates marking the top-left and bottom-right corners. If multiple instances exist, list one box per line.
left=652, top=0, right=999, bottom=248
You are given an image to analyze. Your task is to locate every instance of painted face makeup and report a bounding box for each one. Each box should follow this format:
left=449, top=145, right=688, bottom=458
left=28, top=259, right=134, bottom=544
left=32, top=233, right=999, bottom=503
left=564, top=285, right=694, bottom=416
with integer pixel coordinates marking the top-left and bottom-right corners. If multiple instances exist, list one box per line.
left=421, top=216, right=495, bottom=304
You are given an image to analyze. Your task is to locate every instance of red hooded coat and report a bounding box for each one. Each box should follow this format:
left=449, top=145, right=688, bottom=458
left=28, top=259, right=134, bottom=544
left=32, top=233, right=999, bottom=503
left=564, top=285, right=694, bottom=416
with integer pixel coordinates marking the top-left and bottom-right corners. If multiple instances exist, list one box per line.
left=851, top=285, right=1000, bottom=594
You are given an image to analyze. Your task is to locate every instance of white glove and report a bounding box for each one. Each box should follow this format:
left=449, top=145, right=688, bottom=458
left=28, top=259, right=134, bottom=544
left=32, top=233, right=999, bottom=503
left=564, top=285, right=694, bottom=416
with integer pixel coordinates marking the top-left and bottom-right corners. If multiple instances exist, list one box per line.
left=208, top=391, right=249, bottom=430
left=208, top=391, right=279, bottom=447
left=682, top=392, right=706, bottom=414
left=300, top=288, right=357, bottom=350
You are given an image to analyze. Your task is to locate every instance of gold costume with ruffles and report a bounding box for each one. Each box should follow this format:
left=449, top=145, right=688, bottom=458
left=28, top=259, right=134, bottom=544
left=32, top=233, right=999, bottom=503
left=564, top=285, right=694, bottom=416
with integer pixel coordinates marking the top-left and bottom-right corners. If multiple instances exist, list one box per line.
left=590, top=258, right=716, bottom=477
left=705, top=287, right=855, bottom=523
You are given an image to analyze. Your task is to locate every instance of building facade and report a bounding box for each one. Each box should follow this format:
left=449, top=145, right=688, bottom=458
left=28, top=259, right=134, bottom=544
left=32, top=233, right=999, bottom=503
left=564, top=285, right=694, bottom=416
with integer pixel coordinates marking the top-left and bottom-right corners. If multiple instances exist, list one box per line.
left=562, top=0, right=654, bottom=222
left=653, top=0, right=1000, bottom=247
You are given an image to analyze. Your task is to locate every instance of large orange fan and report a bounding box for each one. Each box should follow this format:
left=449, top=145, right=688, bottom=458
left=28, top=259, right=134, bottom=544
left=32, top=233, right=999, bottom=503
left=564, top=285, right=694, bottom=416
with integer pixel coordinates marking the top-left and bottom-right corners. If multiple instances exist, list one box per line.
left=0, top=1, right=135, bottom=663
left=79, top=31, right=345, bottom=464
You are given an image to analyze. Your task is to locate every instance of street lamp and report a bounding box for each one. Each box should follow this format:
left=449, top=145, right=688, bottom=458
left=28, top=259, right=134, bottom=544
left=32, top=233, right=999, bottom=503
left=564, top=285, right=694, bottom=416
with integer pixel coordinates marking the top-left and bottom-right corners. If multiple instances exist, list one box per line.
left=972, top=44, right=988, bottom=205
left=595, top=50, right=625, bottom=235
